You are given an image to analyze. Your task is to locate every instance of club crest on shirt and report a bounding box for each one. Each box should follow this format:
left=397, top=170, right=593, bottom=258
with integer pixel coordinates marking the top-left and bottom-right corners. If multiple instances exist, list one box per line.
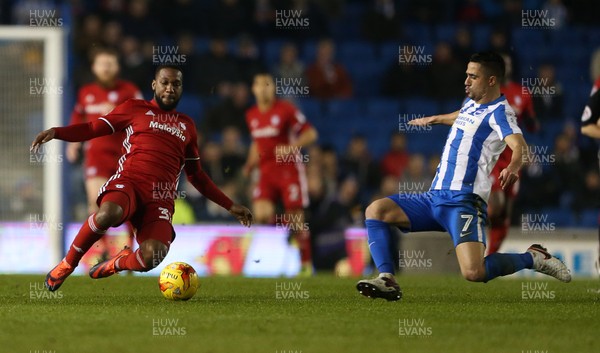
left=271, top=115, right=280, bottom=126
left=179, top=122, right=186, bottom=131
left=108, top=91, right=119, bottom=102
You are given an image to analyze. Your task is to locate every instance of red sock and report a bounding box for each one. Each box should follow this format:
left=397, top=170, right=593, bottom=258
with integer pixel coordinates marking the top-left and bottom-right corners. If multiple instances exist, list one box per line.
left=488, top=224, right=509, bottom=254
left=298, top=230, right=312, bottom=264
left=116, top=248, right=147, bottom=272
left=65, top=214, right=107, bottom=267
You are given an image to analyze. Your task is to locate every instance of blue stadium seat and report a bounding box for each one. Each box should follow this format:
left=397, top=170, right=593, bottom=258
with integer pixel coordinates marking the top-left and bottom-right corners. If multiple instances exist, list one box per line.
left=339, top=41, right=377, bottom=65
left=194, top=38, right=210, bottom=55
left=295, top=98, right=323, bottom=122
left=365, top=99, right=401, bottom=120
left=541, top=208, right=572, bottom=227
left=346, top=61, right=386, bottom=97
left=401, top=98, right=440, bottom=117
left=575, top=209, right=598, bottom=228
left=326, top=99, right=364, bottom=118
left=470, top=25, right=492, bottom=51
left=301, top=41, right=318, bottom=64
left=177, top=96, right=203, bottom=123
left=401, top=22, right=433, bottom=44
left=261, top=40, right=286, bottom=69
left=379, top=42, right=400, bottom=64
left=434, top=24, right=457, bottom=43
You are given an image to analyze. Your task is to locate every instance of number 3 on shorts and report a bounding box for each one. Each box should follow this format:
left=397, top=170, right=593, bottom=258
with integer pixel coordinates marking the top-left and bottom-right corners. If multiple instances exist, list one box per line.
left=158, top=207, right=171, bottom=222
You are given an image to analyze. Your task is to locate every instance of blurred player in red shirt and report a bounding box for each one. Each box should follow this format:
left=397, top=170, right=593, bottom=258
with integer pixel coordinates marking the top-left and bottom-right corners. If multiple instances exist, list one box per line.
left=243, top=72, right=318, bottom=275
left=32, top=66, right=253, bottom=291
left=486, top=53, right=539, bottom=254
left=68, top=48, right=142, bottom=258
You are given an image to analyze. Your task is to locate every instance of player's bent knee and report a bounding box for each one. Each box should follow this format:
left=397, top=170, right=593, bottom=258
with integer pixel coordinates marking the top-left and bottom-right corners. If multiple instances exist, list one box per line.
left=94, top=204, right=124, bottom=229
left=365, top=200, right=385, bottom=220
left=139, top=240, right=168, bottom=270
left=461, top=268, right=486, bottom=282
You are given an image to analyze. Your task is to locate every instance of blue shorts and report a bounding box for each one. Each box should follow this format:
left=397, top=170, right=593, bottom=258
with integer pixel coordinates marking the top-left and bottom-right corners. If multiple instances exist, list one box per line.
left=387, top=190, right=488, bottom=247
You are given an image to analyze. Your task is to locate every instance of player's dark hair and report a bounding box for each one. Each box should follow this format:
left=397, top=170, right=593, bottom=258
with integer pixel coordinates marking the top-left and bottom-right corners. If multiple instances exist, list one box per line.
left=88, top=47, right=119, bottom=63
left=155, top=65, right=183, bottom=78
left=469, top=51, right=505, bottom=80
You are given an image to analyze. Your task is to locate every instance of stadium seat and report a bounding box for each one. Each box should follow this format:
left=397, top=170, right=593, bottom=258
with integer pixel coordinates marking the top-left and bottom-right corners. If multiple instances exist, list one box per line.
left=434, top=24, right=457, bottom=43
left=295, top=98, right=323, bottom=121
left=365, top=99, right=401, bottom=121
left=470, top=25, right=492, bottom=51
left=401, top=97, right=440, bottom=117
left=177, top=96, right=203, bottom=123
left=262, top=40, right=286, bottom=69
left=339, top=41, right=377, bottom=65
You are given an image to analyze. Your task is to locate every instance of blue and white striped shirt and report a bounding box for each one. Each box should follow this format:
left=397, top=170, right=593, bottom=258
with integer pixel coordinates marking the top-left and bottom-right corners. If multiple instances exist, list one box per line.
left=430, top=95, right=521, bottom=202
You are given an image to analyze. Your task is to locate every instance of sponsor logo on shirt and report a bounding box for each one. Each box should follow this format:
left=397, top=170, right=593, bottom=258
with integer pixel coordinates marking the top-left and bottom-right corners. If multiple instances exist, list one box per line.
left=149, top=121, right=187, bottom=142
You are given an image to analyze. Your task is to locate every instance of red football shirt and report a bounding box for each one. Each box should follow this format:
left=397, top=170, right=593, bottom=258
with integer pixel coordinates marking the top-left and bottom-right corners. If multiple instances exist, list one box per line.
left=54, top=98, right=233, bottom=210
left=97, top=99, right=199, bottom=184
left=497, top=82, right=537, bottom=169
left=245, top=99, right=312, bottom=171
left=71, top=80, right=142, bottom=157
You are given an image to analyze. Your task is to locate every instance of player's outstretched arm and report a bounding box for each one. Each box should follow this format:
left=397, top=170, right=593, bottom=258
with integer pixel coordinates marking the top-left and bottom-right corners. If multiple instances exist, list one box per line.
left=30, top=128, right=56, bottom=153
left=242, top=142, right=259, bottom=177
left=185, top=161, right=254, bottom=227
left=30, top=120, right=113, bottom=153
left=499, top=133, right=527, bottom=190
left=409, top=110, right=459, bottom=127
left=293, top=126, right=318, bottom=148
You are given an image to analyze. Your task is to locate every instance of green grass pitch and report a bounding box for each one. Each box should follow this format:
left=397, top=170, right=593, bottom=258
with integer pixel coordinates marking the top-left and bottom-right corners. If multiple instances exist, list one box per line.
left=0, top=274, right=598, bottom=353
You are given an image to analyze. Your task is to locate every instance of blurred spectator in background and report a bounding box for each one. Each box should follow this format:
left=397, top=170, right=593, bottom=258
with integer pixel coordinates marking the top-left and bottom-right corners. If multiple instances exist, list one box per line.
left=209, top=0, right=252, bottom=38
left=306, top=39, right=353, bottom=98
left=120, top=0, right=160, bottom=40
left=119, top=36, right=152, bottom=92
left=590, top=47, right=600, bottom=82
left=194, top=37, right=240, bottom=96
left=340, top=135, right=381, bottom=199
left=400, top=154, right=430, bottom=188
left=272, top=42, right=306, bottom=81
left=452, top=26, right=473, bottom=64
left=457, top=0, right=484, bottom=23
left=489, top=28, right=511, bottom=54
left=220, top=126, right=247, bottom=182
left=235, top=35, right=266, bottom=85
left=381, top=61, right=426, bottom=98
left=543, top=0, right=568, bottom=29
left=362, top=0, right=400, bottom=42
left=427, top=42, right=465, bottom=99
left=159, top=0, right=206, bottom=37
left=202, top=82, right=251, bottom=136
left=380, top=132, right=409, bottom=178
left=552, top=132, right=584, bottom=210
left=172, top=33, right=199, bottom=93
left=532, top=64, right=564, bottom=120
left=500, top=53, right=538, bottom=132
left=320, top=145, right=340, bottom=193
left=102, top=21, right=123, bottom=50
left=74, top=14, right=103, bottom=59
left=306, top=171, right=356, bottom=270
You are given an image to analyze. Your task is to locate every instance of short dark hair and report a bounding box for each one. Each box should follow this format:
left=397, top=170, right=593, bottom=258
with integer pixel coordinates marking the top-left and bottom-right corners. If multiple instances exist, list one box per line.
left=469, top=51, right=505, bottom=79
left=154, top=65, right=183, bottom=78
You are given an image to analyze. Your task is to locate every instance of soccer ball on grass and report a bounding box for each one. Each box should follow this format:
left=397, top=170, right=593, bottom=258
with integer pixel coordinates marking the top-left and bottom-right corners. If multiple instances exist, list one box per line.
left=158, top=262, right=200, bottom=300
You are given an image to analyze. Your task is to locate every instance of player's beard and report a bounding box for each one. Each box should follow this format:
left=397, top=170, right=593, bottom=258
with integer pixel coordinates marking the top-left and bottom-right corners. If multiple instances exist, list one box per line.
left=154, top=91, right=180, bottom=111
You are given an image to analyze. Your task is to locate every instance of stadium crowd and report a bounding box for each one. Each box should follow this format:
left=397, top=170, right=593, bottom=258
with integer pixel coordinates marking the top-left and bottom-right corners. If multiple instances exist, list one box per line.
left=2, top=0, right=598, bottom=234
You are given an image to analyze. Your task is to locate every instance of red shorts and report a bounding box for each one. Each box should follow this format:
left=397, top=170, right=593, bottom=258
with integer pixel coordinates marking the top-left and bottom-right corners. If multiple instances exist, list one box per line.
left=97, top=177, right=175, bottom=247
left=84, top=150, right=121, bottom=180
left=253, top=165, right=308, bottom=209
left=489, top=165, right=519, bottom=198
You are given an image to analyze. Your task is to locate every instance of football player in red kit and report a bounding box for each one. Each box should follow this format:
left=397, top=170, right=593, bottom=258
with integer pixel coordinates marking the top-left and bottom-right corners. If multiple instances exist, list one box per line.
left=243, top=72, right=318, bottom=275
left=486, top=53, right=539, bottom=254
left=32, top=66, right=253, bottom=291
left=68, top=48, right=141, bottom=258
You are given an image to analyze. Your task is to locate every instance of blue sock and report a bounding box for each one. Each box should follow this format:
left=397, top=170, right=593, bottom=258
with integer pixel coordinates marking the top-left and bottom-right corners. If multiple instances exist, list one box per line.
left=365, top=219, right=395, bottom=274
left=484, top=252, right=534, bottom=282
